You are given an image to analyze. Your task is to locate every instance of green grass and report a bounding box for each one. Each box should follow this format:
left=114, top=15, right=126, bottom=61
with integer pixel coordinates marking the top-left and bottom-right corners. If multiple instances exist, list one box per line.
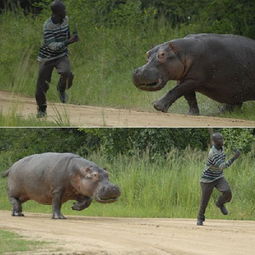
left=1, top=148, right=255, bottom=220
left=1, top=10, right=255, bottom=126
left=0, top=229, right=47, bottom=254
left=0, top=112, right=60, bottom=127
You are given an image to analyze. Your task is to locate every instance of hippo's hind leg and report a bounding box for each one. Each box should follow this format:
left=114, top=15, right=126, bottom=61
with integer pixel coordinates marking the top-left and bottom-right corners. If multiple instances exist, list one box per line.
left=52, top=189, right=66, bottom=219
left=184, top=91, right=200, bottom=115
left=220, top=103, right=243, bottom=113
left=9, top=196, right=25, bottom=216
left=72, top=196, right=92, bottom=211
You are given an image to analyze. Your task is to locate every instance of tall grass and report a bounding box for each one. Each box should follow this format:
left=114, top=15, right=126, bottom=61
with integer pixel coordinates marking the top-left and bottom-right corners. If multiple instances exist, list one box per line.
left=1, top=148, right=254, bottom=219
left=1, top=10, right=255, bottom=121
left=0, top=112, right=59, bottom=126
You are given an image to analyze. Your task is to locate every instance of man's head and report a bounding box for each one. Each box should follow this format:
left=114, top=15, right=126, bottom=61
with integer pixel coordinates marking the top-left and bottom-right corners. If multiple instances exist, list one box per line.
left=51, top=1, right=66, bottom=22
left=212, top=132, right=224, bottom=148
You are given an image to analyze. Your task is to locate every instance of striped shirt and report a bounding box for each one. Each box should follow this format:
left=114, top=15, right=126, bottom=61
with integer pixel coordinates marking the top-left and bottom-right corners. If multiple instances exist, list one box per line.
left=38, top=17, right=70, bottom=62
left=201, top=145, right=235, bottom=183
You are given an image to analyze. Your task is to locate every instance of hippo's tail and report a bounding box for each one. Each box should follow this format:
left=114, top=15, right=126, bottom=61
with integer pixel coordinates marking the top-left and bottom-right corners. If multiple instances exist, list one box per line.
left=1, top=169, right=10, bottom=178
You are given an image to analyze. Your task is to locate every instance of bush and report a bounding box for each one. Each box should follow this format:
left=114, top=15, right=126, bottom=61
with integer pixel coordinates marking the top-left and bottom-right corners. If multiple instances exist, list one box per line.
left=222, top=128, right=255, bottom=153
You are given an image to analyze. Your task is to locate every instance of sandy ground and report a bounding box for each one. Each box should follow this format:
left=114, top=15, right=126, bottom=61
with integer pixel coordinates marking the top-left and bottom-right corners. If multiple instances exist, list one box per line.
left=0, top=211, right=255, bottom=255
left=1, top=90, right=255, bottom=127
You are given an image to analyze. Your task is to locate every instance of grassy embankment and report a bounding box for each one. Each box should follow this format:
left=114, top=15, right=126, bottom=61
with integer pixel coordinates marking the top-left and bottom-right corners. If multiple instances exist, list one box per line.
left=0, top=229, right=48, bottom=254
left=1, top=10, right=255, bottom=124
left=1, top=148, right=254, bottom=220
left=0, top=112, right=64, bottom=126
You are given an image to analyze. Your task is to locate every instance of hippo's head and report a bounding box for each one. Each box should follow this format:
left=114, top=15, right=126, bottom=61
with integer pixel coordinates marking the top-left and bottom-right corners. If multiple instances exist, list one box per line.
left=72, top=166, right=120, bottom=203
left=133, top=41, right=185, bottom=91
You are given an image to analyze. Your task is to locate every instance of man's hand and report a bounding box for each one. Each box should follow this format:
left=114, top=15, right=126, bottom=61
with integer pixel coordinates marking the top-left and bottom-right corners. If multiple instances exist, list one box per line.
left=233, top=150, right=241, bottom=159
left=67, top=34, right=79, bottom=44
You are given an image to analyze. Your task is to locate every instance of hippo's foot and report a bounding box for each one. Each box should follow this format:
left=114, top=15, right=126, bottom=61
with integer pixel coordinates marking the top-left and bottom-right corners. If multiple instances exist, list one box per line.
left=72, top=197, right=92, bottom=211
left=52, top=213, right=66, bottom=219
left=71, top=203, right=82, bottom=211
left=219, top=103, right=243, bottom=113
left=153, top=101, right=169, bottom=113
left=72, top=202, right=90, bottom=211
left=188, top=108, right=200, bottom=115
left=12, top=211, right=24, bottom=217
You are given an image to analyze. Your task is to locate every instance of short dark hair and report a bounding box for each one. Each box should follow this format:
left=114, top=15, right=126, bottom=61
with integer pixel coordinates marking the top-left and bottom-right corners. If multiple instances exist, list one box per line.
left=51, top=0, right=65, bottom=13
left=212, top=132, right=223, bottom=140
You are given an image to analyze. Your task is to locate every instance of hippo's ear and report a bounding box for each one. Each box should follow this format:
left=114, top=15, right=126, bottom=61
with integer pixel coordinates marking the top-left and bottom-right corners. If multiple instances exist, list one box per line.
left=169, top=42, right=179, bottom=54
left=103, top=168, right=110, bottom=177
left=80, top=167, right=92, bottom=176
left=103, top=168, right=109, bottom=173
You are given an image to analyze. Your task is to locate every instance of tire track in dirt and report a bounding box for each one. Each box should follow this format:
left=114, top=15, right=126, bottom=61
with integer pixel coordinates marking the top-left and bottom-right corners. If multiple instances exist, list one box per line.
left=0, top=91, right=255, bottom=127
left=0, top=211, right=255, bottom=255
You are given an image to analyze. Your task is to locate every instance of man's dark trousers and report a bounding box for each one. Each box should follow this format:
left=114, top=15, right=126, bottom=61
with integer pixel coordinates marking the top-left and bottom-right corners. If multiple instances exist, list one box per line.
left=36, top=56, right=73, bottom=112
left=197, top=177, right=232, bottom=220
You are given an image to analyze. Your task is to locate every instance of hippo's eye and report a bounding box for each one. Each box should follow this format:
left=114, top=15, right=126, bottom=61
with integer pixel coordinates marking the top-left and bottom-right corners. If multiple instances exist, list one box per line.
left=157, top=52, right=167, bottom=63
left=158, top=52, right=165, bottom=58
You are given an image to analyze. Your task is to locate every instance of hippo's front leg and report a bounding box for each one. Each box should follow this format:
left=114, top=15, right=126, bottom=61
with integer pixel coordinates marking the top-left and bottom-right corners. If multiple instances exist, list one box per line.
left=72, top=196, right=92, bottom=211
left=153, top=80, right=197, bottom=113
left=52, top=189, right=66, bottom=219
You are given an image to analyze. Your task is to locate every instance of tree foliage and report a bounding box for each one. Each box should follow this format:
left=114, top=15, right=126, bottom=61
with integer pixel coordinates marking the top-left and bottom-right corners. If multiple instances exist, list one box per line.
left=82, top=128, right=210, bottom=160
left=0, top=128, right=254, bottom=171
left=200, top=0, right=255, bottom=38
left=2, top=0, right=255, bottom=38
left=222, top=128, right=255, bottom=153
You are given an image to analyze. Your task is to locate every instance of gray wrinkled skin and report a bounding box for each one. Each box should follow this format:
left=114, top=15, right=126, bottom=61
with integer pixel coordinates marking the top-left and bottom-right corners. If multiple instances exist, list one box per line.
left=133, top=33, right=255, bottom=115
left=3, top=153, right=120, bottom=219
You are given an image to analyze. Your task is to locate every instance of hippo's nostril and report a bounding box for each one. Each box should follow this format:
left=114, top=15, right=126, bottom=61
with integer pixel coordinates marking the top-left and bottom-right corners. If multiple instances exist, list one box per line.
left=113, top=186, right=121, bottom=196
left=112, top=188, right=118, bottom=195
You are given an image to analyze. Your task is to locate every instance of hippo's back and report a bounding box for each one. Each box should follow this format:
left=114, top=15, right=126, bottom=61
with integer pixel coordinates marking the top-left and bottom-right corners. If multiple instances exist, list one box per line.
left=184, top=33, right=255, bottom=61
left=9, top=152, right=79, bottom=174
left=183, top=33, right=255, bottom=102
left=185, top=33, right=255, bottom=47
left=8, top=152, right=98, bottom=183
left=7, top=153, right=92, bottom=203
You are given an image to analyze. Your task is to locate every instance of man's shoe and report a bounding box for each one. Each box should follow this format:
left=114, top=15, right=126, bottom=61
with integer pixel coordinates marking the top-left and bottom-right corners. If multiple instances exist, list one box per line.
left=197, top=219, right=203, bottom=226
left=37, top=110, right=47, bottom=118
left=196, top=216, right=205, bottom=226
left=216, top=203, right=228, bottom=215
left=58, top=90, right=68, bottom=103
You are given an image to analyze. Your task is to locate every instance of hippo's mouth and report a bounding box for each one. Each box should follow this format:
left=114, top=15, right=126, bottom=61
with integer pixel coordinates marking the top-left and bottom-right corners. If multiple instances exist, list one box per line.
left=95, top=196, right=119, bottom=203
left=138, top=78, right=166, bottom=91
left=146, top=81, right=158, bottom=86
left=94, top=184, right=121, bottom=203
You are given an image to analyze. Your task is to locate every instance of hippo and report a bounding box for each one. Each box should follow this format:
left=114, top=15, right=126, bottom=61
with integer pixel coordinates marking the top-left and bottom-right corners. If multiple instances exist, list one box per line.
left=1, top=153, right=121, bottom=219
left=133, top=33, right=255, bottom=115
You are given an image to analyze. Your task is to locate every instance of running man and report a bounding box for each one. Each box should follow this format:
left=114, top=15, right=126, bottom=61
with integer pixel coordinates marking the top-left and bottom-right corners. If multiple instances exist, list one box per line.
left=197, top=132, right=240, bottom=226
left=36, top=0, right=78, bottom=117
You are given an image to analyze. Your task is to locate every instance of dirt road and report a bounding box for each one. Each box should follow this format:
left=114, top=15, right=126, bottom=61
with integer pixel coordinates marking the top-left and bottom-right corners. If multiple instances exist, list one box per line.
left=0, top=211, right=254, bottom=255
left=1, top=91, right=255, bottom=127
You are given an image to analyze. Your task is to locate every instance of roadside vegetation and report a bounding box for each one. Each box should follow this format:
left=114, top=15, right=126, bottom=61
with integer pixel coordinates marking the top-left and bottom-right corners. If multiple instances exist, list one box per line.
left=1, top=148, right=255, bottom=219
left=1, top=0, right=255, bottom=122
left=0, top=229, right=47, bottom=254
left=0, top=112, right=60, bottom=126
left=0, top=128, right=254, bottom=219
